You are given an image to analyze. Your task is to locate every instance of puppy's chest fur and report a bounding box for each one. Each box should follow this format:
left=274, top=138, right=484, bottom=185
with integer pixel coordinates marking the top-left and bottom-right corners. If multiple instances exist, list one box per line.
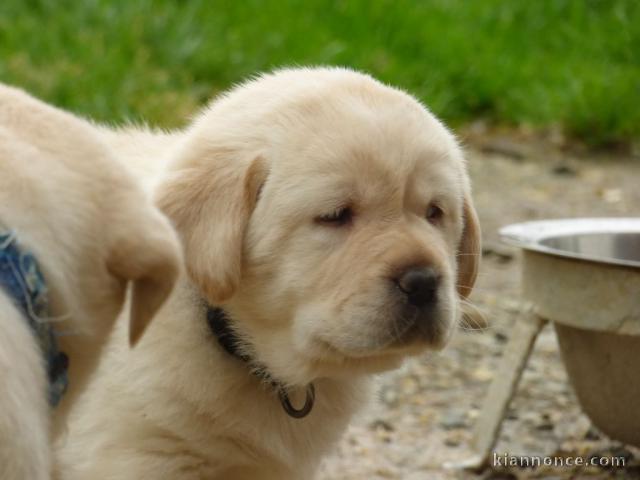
left=207, top=376, right=369, bottom=475
left=60, top=284, right=371, bottom=478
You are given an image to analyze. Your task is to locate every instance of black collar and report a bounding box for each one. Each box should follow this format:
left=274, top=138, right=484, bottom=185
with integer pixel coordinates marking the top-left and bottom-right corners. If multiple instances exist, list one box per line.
left=206, top=306, right=315, bottom=419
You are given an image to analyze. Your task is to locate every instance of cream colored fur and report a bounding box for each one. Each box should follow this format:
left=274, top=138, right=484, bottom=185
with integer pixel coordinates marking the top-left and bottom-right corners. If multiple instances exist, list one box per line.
left=0, top=84, right=182, bottom=480
left=56, top=67, right=480, bottom=479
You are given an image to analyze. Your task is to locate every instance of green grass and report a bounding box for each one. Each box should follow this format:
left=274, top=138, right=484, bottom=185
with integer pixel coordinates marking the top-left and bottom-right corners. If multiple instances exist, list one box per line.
left=1, top=0, right=638, bottom=147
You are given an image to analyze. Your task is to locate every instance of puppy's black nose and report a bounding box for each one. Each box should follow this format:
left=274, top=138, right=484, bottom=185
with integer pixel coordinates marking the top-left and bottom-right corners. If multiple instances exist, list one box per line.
left=396, top=267, right=439, bottom=308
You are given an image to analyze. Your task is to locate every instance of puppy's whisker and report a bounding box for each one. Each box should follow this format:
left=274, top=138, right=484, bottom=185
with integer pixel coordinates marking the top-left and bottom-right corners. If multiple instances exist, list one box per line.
left=458, top=301, right=499, bottom=333
left=455, top=285, right=498, bottom=292
left=453, top=273, right=496, bottom=281
left=459, top=297, right=489, bottom=311
left=35, top=312, right=72, bottom=324
left=458, top=324, right=498, bottom=332
left=385, top=309, right=417, bottom=346
left=457, top=312, right=499, bottom=332
left=460, top=272, right=495, bottom=277
left=386, top=317, right=403, bottom=345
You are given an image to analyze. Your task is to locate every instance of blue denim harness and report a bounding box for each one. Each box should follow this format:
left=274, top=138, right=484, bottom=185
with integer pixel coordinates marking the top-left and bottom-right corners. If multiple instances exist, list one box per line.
left=0, top=229, right=68, bottom=407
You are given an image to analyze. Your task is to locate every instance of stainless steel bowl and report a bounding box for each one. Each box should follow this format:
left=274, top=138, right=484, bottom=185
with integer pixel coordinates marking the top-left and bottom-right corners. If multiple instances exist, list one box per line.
left=500, top=217, right=640, bottom=447
left=500, top=218, right=640, bottom=268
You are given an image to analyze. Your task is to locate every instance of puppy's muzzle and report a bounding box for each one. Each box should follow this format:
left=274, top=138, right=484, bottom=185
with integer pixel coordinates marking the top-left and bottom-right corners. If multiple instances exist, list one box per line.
left=393, top=266, right=447, bottom=345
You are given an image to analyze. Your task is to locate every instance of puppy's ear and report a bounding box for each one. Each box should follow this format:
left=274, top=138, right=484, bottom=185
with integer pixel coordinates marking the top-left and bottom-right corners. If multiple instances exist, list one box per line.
left=107, top=212, right=181, bottom=346
left=156, top=154, right=267, bottom=305
left=456, top=195, right=481, bottom=299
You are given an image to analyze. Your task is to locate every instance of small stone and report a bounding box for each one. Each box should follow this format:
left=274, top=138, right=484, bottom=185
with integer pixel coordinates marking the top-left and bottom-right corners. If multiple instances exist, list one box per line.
left=599, top=188, right=623, bottom=203
left=401, top=377, right=419, bottom=395
left=471, top=366, right=493, bottom=382
left=584, top=426, right=601, bottom=441
left=439, top=410, right=467, bottom=430
left=418, top=412, right=434, bottom=424
left=373, top=467, right=396, bottom=478
left=494, top=331, right=508, bottom=343
left=381, top=388, right=398, bottom=406
left=535, top=420, right=554, bottom=432
left=370, top=419, right=395, bottom=432
left=410, top=395, right=428, bottom=406
left=551, top=163, right=577, bottom=176
left=444, top=437, right=460, bottom=447
left=520, top=411, right=539, bottom=425
left=375, top=429, right=393, bottom=443
left=505, top=410, right=519, bottom=421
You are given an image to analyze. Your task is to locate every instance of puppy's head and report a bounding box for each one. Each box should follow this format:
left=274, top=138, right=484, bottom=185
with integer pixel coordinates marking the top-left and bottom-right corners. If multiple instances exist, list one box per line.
left=157, top=68, right=480, bottom=383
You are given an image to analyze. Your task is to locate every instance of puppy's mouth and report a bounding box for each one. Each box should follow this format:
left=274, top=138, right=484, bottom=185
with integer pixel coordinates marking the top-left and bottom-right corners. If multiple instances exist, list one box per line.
left=393, top=302, right=453, bottom=349
left=313, top=305, right=453, bottom=362
left=292, top=270, right=456, bottom=375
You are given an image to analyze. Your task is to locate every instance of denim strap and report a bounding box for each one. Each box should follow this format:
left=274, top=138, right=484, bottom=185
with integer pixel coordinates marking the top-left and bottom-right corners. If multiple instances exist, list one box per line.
left=0, top=229, right=68, bottom=407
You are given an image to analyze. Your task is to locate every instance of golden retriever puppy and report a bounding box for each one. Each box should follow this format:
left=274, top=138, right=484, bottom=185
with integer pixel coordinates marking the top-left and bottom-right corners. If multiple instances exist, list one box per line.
left=0, top=84, right=181, bottom=480
left=56, top=67, right=480, bottom=479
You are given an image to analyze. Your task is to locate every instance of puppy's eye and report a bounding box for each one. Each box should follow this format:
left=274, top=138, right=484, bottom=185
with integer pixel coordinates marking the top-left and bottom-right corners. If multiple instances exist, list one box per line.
left=315, top=206, right=353, bottom=226
left=426, top=203, right=444, bottom=224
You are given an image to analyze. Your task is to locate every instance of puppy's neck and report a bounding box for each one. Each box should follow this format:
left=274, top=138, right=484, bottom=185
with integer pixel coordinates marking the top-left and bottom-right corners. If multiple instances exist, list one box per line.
left=206, top=306, right=317, bottom=419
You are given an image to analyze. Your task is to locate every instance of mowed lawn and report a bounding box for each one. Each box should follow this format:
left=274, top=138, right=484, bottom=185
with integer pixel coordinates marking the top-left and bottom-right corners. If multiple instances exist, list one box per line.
left=0, top=0, right=638, bottom=147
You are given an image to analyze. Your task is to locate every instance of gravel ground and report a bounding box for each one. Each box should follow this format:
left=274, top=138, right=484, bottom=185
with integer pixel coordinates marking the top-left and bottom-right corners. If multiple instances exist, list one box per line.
left=319, top=142, right=640, bottom=480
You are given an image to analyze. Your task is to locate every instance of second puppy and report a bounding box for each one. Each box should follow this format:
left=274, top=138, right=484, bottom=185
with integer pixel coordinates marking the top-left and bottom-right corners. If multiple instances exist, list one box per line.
left=0, top=84, right=182, bottom=480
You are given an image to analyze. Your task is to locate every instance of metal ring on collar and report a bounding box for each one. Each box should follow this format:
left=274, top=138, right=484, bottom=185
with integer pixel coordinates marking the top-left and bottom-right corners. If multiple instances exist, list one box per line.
left=278, top=383, right=316, bottom=419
